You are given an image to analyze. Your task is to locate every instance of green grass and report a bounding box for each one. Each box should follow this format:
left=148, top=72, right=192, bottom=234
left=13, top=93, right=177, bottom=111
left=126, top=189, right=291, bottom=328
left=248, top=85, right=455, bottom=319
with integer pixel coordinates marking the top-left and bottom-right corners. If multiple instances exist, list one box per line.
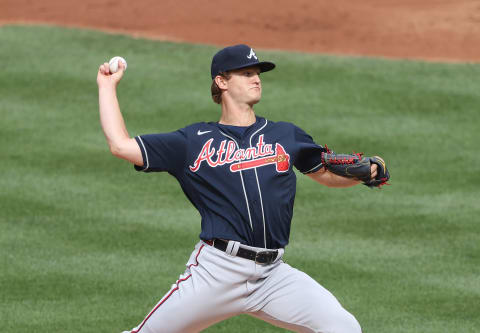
left=1, top=25, right=479, bottom=332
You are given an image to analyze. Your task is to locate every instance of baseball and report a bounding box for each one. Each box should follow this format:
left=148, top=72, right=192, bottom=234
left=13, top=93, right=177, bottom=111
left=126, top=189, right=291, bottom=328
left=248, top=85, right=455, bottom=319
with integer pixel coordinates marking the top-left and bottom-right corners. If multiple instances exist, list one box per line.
left=108, top=56, right=127, bottom=74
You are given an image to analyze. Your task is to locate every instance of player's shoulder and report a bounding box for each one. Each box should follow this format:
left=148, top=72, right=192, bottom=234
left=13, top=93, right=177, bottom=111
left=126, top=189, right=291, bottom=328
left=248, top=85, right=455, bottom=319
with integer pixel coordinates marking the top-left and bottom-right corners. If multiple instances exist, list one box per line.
left=264, top=120, right=316, bottom=142
left=264, top=119, right=300, bottom=132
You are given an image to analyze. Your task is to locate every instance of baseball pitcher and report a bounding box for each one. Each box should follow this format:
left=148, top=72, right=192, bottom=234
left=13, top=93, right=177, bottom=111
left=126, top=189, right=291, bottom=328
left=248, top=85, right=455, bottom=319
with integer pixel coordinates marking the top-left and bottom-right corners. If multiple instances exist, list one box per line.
left=97, top=44, right=390, bottom=333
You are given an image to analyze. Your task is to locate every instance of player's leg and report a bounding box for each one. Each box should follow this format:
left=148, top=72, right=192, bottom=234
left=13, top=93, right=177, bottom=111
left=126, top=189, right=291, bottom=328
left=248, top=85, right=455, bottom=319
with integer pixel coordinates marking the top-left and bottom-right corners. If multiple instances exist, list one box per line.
left=247, top=261, right=361, bottom=333
left=123, top=242, right=248, bottom=333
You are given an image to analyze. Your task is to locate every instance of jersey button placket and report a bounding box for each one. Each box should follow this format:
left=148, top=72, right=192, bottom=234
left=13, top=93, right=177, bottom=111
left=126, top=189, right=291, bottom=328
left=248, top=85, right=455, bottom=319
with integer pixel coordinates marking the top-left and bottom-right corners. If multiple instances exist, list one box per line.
left=242, top=172, right=262, bottom=247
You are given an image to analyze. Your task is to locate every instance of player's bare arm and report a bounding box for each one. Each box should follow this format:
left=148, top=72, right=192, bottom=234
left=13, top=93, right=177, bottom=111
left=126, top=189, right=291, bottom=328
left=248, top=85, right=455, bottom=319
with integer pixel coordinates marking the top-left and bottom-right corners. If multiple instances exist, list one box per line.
left=97, top=61, right=143, bottom=166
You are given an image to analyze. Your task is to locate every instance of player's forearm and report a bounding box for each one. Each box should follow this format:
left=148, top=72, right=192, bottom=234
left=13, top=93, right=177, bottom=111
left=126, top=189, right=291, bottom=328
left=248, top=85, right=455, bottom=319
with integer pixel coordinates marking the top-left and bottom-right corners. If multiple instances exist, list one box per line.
left=308, top=169, right=360, bottom=188
left=98, top=84, right=131, bottom=154
left=325, top=172, right=360, bottom=188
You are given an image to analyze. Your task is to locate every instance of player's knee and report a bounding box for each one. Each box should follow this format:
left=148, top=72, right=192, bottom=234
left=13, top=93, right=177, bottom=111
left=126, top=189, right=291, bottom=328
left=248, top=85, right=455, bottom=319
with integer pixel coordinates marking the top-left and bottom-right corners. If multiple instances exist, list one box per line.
left=335, top=311, right=361, bottom=333
left=323, top=310, right=362, bottom=333
left=309, top=307, right=361, bottom=333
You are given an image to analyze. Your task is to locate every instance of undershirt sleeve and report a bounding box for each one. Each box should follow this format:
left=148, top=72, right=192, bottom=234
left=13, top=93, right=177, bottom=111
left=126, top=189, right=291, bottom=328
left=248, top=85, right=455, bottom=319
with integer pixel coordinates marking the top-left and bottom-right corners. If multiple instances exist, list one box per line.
left=293, top=126, right=326, bottom=174
left=134, top=128, right=187, bottom=175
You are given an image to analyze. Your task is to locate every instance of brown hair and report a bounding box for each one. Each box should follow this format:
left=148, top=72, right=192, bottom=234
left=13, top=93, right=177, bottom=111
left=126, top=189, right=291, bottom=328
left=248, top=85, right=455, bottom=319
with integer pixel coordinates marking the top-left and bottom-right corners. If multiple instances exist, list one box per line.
left=211, top=72, right=231, bottom=104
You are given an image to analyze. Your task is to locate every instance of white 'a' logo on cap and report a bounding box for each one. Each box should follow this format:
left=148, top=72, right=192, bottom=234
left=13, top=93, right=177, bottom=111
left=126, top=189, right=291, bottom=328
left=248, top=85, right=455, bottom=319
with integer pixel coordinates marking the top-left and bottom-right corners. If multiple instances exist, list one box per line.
left=247, top=48, right=258, bottom=60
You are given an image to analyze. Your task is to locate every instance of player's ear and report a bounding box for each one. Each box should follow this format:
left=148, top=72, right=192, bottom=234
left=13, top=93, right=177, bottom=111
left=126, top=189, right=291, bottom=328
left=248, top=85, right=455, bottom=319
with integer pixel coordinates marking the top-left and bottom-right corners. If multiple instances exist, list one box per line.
left=215, top=75, right=228, bottom=90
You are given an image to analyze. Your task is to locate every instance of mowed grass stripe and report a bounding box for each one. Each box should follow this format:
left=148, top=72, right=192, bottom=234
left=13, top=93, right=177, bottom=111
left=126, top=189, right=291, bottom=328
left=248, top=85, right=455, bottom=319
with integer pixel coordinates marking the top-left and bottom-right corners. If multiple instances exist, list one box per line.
left=0, top=25, right=479, bottom=333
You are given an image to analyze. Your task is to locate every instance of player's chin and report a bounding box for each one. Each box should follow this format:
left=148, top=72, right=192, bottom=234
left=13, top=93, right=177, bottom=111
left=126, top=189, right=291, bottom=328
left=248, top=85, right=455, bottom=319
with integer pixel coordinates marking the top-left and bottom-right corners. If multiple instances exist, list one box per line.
left=248, top=96, right=261, bottom=105
left=248, top=90, right=262, bottom=104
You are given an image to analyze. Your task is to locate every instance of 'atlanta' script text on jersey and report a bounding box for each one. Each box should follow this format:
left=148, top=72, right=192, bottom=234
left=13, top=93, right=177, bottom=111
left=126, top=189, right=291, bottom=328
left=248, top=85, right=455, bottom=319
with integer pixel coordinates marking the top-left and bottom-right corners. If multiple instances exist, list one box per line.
left=189, top=134, right=290, bottom=173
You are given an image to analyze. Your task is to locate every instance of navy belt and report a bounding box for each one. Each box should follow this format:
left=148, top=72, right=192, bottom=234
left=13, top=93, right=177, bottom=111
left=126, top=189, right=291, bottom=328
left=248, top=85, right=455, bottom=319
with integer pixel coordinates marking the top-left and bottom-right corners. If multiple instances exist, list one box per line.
left=207, top=239, right=278, bottom=265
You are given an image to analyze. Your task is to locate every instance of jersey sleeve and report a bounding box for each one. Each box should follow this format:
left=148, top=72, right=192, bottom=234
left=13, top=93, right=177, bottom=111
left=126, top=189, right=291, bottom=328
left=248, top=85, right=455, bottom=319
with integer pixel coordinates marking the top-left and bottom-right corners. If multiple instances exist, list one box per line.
left=293, top=126, right=326, bottom=174
left=134, top=128, right=187, bottom=174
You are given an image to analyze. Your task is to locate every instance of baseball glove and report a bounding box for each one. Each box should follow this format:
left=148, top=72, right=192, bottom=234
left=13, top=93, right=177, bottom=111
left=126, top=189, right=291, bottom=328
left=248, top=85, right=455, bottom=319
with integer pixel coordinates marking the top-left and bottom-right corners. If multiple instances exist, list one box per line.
left=364, top=156, right=390, bottom=188
left=321, top=147, right=390, bottom=188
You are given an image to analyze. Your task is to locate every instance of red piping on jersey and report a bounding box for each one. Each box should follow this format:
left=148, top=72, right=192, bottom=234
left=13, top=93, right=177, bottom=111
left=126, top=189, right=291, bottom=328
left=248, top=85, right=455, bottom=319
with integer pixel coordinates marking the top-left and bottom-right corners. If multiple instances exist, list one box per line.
left=131, top=244, right=205, bottom=333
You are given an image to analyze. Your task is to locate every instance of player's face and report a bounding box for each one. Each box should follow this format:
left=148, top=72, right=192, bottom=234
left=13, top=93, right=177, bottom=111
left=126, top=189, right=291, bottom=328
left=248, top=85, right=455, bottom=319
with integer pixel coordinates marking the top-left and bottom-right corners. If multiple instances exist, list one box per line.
left=226, top=66, right=262, bottom=106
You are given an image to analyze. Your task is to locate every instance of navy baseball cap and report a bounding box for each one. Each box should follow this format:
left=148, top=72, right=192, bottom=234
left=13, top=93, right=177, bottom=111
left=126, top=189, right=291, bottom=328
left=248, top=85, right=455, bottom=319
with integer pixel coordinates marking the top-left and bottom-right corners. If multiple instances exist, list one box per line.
left=211, top=44, right=275, bottom=79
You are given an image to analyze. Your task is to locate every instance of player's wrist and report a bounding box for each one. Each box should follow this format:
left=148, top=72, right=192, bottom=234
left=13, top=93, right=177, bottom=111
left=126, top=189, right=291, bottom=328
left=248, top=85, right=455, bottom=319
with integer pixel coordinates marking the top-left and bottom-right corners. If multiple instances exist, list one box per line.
left=98, top=81, right=118, bottom=91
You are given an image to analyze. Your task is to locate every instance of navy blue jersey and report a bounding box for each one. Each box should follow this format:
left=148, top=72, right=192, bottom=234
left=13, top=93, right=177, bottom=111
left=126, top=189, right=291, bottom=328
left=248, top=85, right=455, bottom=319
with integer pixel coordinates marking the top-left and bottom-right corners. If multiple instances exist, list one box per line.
left=134, top=116, right=325, bottom=249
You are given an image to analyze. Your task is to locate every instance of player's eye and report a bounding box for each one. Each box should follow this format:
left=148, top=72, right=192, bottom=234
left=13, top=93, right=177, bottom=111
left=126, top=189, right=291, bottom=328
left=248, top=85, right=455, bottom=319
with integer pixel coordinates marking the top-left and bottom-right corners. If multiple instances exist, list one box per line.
left=244, top=71, right=259, bottom=77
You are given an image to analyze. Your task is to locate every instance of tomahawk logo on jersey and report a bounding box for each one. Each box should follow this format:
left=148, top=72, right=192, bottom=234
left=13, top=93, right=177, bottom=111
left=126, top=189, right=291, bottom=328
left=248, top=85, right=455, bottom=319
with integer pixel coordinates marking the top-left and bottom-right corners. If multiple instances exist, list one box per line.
left=133, top=117, right=326, bottom=249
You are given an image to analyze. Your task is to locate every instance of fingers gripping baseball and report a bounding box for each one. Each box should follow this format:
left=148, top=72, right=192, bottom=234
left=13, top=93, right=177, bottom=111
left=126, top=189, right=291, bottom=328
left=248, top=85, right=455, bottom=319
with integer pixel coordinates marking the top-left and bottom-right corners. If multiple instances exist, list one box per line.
left=96, top=57, right=127, bottom=87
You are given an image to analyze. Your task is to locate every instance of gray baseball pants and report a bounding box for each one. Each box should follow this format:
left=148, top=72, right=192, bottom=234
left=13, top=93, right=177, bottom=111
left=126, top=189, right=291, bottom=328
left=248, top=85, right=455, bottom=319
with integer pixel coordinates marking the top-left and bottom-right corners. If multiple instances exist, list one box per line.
left=124, top=241, right=361, bottom=333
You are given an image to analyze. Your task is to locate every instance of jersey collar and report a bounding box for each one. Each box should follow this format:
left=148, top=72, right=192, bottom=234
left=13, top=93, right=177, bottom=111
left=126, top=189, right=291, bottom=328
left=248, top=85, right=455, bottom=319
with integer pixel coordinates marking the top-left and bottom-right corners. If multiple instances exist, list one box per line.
left=214, top=116, right=266, bottom=141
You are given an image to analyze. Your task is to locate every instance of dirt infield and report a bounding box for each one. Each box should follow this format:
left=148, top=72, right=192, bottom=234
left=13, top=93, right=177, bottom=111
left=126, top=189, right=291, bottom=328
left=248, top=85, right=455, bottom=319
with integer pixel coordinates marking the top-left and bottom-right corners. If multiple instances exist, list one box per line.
left=1, top=0, right=480, bottom=62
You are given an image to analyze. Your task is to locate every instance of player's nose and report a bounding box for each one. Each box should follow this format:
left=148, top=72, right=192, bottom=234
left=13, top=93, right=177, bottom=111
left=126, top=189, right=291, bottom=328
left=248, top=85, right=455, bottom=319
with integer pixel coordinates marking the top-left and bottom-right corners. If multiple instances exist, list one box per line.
left=252, top=73, right=261, bottom=84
